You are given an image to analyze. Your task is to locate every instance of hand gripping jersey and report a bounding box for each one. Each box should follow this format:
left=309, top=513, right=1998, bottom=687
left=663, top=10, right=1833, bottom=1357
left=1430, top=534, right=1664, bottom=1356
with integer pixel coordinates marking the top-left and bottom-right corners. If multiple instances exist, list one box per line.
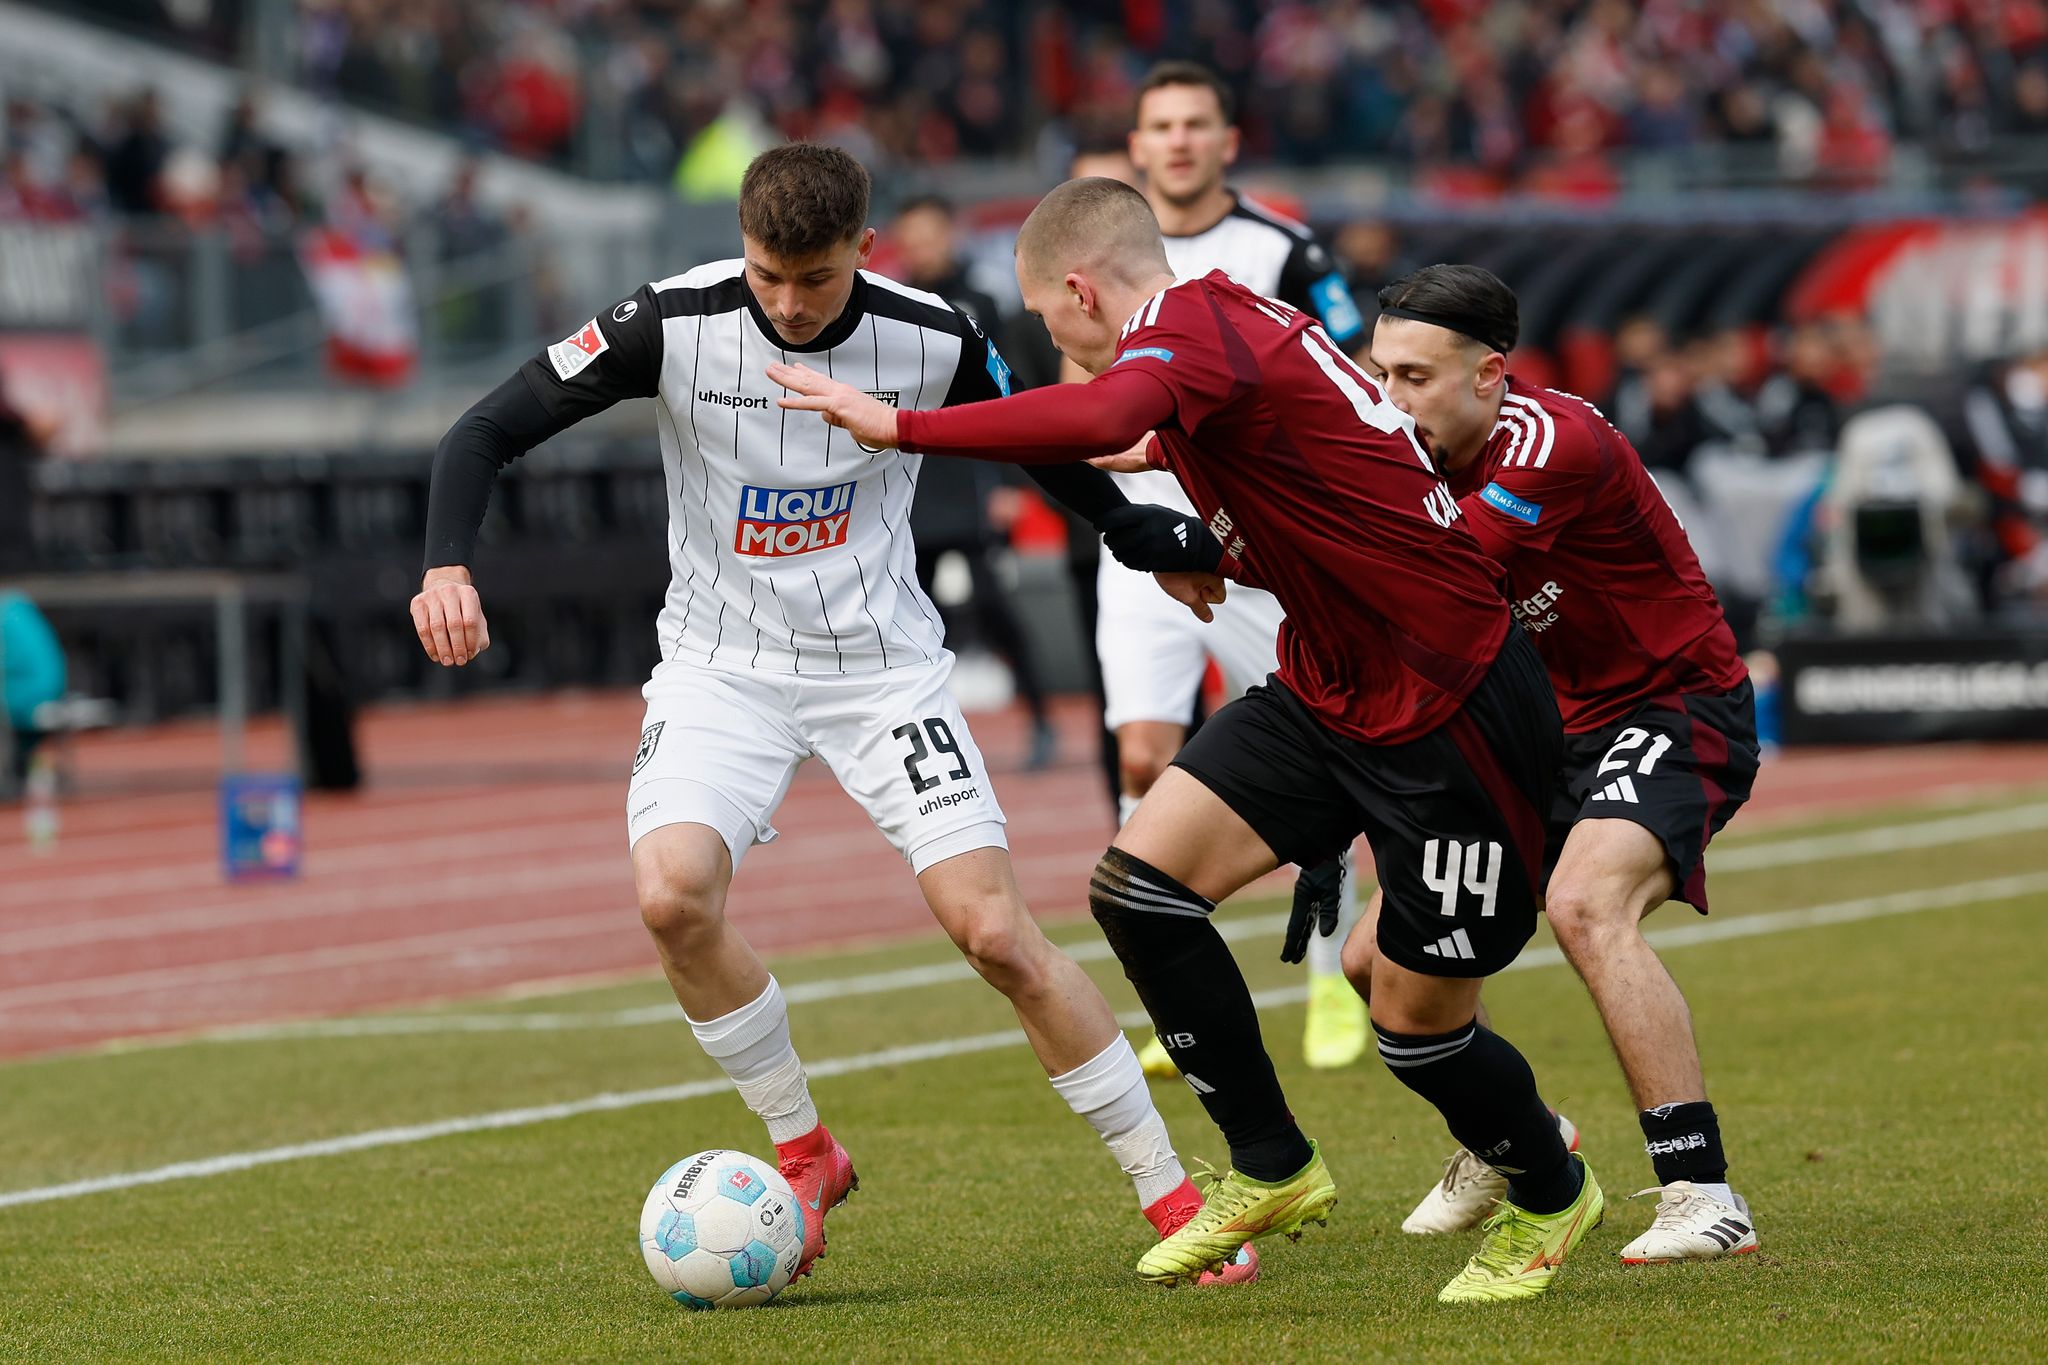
left=1444, top=381, right=1748, bottom=733
left=520, top=261, right=1011, bottom=674
left=900, top=271, right=1514, bottom=746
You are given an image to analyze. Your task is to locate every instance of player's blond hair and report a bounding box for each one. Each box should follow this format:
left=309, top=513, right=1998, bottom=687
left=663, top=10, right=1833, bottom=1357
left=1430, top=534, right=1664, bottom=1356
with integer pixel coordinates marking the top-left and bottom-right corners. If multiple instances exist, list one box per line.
left=1015, top=177, right=1171, bottom=286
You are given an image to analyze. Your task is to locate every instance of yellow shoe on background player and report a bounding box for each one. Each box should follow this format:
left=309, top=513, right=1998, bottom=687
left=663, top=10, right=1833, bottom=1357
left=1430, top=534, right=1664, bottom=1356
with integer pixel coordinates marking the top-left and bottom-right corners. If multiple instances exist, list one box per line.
left=1136, top=1141, right=1337, bottom=1286
left=1136, top=1032, right=1180, bottom=1080
left=1302, top=971, right=1369, bottom=1069
left=1438, top=1153, right=1604, bottom=1304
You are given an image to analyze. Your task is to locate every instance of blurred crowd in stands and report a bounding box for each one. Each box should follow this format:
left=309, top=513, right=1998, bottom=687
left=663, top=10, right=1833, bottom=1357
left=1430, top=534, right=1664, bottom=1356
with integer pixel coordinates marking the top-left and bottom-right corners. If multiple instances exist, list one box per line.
left=0, top=88, right=513, bottom=263
left=20, top=0, right=2048, bottom=184
left=285, top=0, right=2048, bottom=186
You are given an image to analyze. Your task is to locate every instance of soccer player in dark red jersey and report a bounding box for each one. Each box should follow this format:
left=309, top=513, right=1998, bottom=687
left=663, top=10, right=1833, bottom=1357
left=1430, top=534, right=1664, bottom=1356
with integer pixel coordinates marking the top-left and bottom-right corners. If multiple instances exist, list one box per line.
left=1349, top=264, right=1761, bottom=1263
left=772, top=177, right=1606, bottom=1304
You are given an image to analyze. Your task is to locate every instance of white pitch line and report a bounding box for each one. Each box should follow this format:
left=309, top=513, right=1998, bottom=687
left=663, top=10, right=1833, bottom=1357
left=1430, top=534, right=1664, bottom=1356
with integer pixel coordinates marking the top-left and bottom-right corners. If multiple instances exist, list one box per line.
left=3, top=869, right=2042, bottom=1213
left=193, top=913, right=1299, bottom=1041
left=1710, top=799, right=2048, bottom=871
left=149, top=798, right=2048, bottom=1043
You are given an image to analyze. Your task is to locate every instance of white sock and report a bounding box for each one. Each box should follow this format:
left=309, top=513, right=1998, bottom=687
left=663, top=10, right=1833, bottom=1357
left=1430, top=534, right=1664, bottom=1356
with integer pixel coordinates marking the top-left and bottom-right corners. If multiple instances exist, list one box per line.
left=1694, top=1181, right=1737, bottom=1207
left=1049, top=1034, right=1185, bottom=1209
left=1305, top=851, right=1359, bottom=978
left=1117, top=792, right=1141, bottom=827
left=687, top=977, right=820, bottom=1145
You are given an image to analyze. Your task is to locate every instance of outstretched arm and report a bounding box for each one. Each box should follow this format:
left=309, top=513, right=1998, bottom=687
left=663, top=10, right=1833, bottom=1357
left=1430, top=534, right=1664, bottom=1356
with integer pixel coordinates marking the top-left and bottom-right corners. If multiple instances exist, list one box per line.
left=769, top=360, right=1177, bottom=464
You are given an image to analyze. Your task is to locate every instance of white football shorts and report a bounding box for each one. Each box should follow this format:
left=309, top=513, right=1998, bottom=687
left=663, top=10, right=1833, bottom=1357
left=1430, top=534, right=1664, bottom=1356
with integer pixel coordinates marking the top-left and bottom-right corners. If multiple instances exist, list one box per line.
left=1095, top=554, right=1286, bottom=731
left=627, top=653, right=1006, bottom=874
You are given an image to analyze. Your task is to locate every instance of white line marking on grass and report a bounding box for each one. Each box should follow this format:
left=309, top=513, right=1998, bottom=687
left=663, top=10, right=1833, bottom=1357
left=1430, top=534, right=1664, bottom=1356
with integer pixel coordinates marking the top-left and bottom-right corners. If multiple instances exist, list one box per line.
left=123, top=914, right=1304, bottom=1041
left=186, top=799, right=2048, bottom=1043
left=5, top=870, right=2045, bottom=1212
left=1710, top=800, right=2048, bottom=872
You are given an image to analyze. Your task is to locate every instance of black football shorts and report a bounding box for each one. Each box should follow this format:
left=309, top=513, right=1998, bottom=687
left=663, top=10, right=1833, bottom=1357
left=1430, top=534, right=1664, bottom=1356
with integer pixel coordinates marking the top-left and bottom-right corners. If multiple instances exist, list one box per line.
left=1172, top=628, right=1564, bottom=977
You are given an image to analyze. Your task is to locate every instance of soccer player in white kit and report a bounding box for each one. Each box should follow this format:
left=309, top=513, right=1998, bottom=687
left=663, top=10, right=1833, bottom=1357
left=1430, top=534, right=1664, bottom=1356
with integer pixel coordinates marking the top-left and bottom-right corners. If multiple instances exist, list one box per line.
left=1110, top=63, right=1372, bottom=1072
left=410, top=145, right=1254, bottom=1287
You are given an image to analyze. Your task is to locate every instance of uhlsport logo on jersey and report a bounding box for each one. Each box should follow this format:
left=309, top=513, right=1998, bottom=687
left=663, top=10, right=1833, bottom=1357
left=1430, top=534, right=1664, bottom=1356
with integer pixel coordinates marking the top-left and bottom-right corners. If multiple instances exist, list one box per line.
left=735, top=481, right=857, bottom=557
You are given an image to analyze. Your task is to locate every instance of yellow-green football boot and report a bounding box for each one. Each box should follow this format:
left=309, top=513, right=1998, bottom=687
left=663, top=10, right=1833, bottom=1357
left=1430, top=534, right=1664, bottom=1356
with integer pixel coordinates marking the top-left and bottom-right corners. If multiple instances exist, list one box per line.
left=1439, top=1154, right=1604, bottom=1304
left=1136, top=1141, right=1337, bottom=1286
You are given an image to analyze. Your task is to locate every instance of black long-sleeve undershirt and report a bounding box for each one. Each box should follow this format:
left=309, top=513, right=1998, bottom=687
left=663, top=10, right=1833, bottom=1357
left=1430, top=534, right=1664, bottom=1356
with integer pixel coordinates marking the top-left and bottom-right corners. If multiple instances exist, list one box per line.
left=424, top=371, right=571, bottom=572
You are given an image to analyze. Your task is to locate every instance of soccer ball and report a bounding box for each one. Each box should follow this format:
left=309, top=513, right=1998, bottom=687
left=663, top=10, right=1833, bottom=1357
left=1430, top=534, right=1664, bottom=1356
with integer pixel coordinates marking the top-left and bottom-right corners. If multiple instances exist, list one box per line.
left=638, top=1149, right=805, bottom=1310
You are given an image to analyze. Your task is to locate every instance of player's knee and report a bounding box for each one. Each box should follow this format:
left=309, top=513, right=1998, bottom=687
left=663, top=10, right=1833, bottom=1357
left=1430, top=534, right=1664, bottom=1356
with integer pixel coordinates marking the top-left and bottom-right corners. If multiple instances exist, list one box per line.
left=1543, top=879, right=1636, bottom=957
left=1117, top=749, right=1170, bottom=799
left=1339, top=923, right=1376, bottom=1001
left=634, top=845, right=728, bottom=947
left=952, top=901, right=1045, bottom=993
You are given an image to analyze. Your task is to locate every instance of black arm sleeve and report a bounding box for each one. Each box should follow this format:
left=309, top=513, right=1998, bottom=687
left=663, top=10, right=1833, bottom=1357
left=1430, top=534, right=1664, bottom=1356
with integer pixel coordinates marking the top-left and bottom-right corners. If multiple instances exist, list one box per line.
left=422, top=284, right=665, bottom=571
left=423, top=372, right=576, bottom=570
left=1022, top=462, right=1129, bottom=526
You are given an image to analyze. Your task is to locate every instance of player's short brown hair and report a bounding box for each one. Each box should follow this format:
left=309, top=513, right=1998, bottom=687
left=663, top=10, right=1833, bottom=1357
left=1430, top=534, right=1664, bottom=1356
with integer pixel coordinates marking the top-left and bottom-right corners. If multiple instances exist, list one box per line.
left=1015, top=176, right=1169, bottom=284
left=738, top=143, right=871, bottom=260
left=1135, top=61, right=1236, bottom=126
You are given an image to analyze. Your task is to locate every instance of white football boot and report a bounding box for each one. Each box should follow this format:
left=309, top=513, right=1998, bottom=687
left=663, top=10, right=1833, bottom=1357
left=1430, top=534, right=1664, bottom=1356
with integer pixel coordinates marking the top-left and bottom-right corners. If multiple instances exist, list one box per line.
left=1618, top=1181, right=1758, bottom=1263
left=1401, top=1111, right=1580, bottom=1235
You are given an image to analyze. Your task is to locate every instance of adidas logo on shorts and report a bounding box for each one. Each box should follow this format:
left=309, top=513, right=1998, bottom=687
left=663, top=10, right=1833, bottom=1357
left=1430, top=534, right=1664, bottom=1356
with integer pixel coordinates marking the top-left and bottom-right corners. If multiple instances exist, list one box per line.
left=1421, top=928, right=1477, bottom=960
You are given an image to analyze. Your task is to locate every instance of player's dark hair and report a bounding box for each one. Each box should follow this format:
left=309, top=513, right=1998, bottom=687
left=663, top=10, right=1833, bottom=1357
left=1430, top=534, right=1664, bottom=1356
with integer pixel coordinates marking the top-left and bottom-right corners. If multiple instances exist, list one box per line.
left=738, top=143, right=871, bottom=259
left=1377, top=264, right=1520, bottom=355
left=895, top=193, right=955, bottom=220
left=1136, top=61, right=1236, bottom=126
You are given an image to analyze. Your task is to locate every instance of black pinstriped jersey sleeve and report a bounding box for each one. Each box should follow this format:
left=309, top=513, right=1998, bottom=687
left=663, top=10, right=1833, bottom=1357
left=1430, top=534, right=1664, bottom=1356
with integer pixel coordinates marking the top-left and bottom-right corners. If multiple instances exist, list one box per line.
left=940, top=304, right=1013, bottom=407
left=424, top=284, right=666, bottom=570
left=1275, top=234, right=1365, bottom=347
left=517, top=282, right=666, bottom=420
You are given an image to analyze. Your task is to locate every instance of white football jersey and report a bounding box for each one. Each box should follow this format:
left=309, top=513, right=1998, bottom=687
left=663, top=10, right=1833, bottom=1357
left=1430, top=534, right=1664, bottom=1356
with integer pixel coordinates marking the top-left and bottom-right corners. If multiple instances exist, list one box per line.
left=522, top=260, right=1013, bottom=674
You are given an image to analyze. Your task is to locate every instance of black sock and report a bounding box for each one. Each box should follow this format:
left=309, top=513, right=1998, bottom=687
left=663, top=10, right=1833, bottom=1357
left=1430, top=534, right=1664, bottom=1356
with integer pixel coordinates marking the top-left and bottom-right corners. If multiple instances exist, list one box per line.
left=1639, top=1101, right=1728, bottom=1186
left=1091, top=848, right=1314, bottom=1181
left=1374, top=1019, right=1581, bottom=1214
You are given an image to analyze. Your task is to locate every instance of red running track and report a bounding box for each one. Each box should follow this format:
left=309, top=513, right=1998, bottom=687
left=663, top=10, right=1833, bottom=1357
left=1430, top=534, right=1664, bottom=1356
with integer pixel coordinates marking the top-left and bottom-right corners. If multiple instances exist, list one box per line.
left=4, top=690, right=2046, bottom=1058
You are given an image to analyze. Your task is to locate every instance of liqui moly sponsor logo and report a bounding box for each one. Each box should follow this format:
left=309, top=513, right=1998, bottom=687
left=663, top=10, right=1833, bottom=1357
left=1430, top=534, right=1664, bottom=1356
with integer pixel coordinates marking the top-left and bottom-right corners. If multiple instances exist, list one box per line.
left=735, top=481, right=857, bottom=556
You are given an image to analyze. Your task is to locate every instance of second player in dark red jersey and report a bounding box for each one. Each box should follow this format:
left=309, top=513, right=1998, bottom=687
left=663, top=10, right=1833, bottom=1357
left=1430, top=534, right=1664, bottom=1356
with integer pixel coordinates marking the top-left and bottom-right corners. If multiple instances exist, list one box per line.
left=1444, top=378, right=1747, bottom=734
left=1353, top=264, right=1763, bottom=1266
left=772, top=179, right=1607, bottom=1303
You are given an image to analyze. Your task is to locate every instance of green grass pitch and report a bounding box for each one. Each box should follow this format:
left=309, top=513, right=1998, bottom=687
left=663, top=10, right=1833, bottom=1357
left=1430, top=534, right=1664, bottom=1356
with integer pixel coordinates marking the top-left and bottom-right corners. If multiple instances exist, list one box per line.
left=3, top=790, right=2045, bottom=1362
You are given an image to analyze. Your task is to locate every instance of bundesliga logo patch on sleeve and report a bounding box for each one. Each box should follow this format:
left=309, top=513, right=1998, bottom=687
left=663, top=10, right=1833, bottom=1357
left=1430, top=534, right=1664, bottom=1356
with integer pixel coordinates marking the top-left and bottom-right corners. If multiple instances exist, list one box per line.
left=548, top=319, right=609, bottom=381
left=1114, top=347, right=1175, bottom=366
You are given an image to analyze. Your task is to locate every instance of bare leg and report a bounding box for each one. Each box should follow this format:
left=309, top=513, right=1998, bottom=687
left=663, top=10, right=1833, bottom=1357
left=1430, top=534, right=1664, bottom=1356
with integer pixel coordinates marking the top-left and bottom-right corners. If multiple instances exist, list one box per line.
left=917, top=845, right=1120, bottom=1074
left=1544, top=819, right=1701, bottom=1107
left=1342, top=889, right=1492, bottom=1030
left=633, top=822, right=769, bottom=1019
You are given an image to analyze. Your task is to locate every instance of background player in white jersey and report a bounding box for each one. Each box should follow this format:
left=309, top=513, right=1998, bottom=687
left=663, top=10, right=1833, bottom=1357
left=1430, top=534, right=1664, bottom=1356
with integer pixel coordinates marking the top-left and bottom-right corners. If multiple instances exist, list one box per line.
left=408, top=144, right=1253, bottom=1287
left=1113, top=62, right=1372, bottom=1073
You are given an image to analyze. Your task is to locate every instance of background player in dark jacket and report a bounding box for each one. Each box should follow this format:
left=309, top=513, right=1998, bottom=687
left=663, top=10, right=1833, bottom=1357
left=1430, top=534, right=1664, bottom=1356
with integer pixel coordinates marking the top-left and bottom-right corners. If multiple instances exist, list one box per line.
left=1351, top=265, right=1761, bottom=1264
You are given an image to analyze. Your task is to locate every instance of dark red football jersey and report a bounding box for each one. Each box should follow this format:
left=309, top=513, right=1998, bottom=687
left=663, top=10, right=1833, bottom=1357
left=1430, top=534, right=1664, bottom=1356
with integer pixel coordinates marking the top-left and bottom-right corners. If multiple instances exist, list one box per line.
left=1445, top=380, right=1747, bottom=733
left=1120, top=272, right=1515, bottom=744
